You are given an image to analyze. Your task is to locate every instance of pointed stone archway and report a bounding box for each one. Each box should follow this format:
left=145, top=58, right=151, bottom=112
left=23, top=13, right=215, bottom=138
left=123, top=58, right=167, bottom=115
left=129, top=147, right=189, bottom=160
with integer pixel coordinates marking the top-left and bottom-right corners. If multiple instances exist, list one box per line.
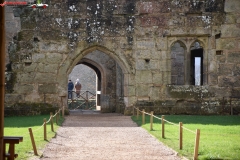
left=58, top=45, right=133, bottom=113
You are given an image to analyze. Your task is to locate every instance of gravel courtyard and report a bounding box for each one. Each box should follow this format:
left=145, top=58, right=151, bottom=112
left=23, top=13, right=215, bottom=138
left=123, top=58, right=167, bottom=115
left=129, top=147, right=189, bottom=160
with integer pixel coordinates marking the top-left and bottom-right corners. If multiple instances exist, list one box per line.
left=40, top=111, right=182, bottom=160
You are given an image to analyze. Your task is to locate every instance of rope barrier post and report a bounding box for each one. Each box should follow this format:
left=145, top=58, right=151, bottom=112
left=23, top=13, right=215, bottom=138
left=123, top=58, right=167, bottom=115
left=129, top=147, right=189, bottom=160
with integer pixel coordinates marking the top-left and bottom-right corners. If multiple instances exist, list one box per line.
left=193, top=129, right=200, bottom=160
left=150, top=111, right=153, bottom=131
left=142, top=109, right=145, bottom=125
left=28, top=128, right=38, bottom=156
left=137, top=107, right=139, bottom=120
left=161, top=115, right=165, bottom=138
left=50, top=112, right=54, bottom=132
left=55, top=110, right=58, bottom=125
left=179, top=122, right=183, bottom=150
left=44, top=118, right=47, bottom=140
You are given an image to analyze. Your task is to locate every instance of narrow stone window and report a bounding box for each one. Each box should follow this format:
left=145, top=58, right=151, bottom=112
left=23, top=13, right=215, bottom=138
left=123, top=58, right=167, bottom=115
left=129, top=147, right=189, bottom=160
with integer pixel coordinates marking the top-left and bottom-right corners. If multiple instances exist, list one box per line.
left=171, top=42, right=185, bottom=85
left=191, top=42, right=203, bottom=85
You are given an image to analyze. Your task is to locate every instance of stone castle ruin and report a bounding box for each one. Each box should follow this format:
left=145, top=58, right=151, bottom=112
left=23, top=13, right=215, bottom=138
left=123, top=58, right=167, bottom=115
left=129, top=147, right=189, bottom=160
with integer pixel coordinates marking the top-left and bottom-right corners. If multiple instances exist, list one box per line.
left=4, top=0, right=240, bottom=115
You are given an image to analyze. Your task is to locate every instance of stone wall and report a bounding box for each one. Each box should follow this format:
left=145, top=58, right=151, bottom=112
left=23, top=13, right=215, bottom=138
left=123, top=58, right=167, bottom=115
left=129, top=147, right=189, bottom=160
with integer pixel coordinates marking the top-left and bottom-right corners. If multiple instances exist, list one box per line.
left=4, top=0, right=240, bottom=115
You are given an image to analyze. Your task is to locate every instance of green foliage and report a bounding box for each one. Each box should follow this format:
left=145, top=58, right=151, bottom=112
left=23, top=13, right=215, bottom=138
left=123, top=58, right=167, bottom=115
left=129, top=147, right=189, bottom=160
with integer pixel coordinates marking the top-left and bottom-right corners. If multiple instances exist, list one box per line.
left=4, top=114, right=64, bottom=159
left=132, top=115, right=240, bottom=160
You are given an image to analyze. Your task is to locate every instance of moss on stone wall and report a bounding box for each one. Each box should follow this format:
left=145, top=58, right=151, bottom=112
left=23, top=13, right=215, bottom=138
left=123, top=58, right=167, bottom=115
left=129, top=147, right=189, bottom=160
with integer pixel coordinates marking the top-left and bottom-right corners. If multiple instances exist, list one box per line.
left=5, top=71, right=17, bottom=93
left=4, top=103, right=59, bottom=117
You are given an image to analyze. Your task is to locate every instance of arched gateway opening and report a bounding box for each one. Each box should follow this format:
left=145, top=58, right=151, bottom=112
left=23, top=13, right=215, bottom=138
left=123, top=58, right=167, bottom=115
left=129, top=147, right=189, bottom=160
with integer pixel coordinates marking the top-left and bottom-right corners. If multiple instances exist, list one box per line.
left=62, top=46, right=131, bottom=114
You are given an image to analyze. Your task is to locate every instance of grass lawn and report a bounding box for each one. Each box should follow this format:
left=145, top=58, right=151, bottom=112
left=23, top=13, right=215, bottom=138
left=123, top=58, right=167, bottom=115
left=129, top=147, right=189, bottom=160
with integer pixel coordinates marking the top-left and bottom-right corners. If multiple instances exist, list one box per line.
left=4, top=114, right=64, bottom=159
left=132, top=115, right=240, bottom=160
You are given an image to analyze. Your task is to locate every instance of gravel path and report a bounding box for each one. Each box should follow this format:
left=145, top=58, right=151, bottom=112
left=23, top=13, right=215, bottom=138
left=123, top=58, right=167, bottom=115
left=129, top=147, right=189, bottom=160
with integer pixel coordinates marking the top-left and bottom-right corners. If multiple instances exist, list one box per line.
left=39, top=111, right=182, bottom=160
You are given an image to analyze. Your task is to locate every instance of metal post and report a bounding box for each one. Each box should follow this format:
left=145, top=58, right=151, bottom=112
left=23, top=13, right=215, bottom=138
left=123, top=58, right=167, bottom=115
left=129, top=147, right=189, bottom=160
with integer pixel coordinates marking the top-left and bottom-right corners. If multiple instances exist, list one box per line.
left=0, top=3, right=5, bottom=159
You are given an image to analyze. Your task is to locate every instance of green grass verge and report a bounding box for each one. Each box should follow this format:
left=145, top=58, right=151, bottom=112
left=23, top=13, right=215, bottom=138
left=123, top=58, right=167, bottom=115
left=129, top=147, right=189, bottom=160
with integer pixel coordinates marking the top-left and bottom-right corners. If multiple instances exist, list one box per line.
left=132, top=115, right=240, bottom=160
left=4, top=114, right=64, bottom=159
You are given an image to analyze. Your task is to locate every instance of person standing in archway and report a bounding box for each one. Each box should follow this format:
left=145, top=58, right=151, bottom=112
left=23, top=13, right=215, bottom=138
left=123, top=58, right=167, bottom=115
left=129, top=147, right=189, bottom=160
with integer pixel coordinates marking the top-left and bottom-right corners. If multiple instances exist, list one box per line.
left=68, top=79, right=74, bottom=100
left=75, top=79, right=82, bottom=98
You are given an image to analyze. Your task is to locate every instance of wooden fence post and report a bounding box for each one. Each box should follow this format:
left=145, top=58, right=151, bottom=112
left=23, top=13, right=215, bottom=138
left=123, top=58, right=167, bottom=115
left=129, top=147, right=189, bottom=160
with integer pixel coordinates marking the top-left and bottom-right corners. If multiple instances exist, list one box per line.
left=133, top=107, right=135, bottom=116
left=44, top=118, right=47, bottom=140
left=142, top=109, right=145, bottom=125
left=179, top=122, right=183, bottom=150
left=193, top=129, right=200, bottom=160
left=137, top=107, right=139, bottom=120
left=162, top=115, right=165, bottom=138
left=150, top=111, right=153, bottom=131
left=28, top=128, right=38, bottom=155
left=50, top=112, right=54, bottom=132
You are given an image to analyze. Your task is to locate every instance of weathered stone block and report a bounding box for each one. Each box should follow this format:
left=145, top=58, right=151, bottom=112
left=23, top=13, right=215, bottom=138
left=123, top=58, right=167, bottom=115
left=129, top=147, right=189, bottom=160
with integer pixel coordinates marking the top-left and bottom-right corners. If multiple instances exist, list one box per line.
left=136, top=84, right=149, bottom=97
left=149, top=87, right=160, bottom=100
left=12, top=63, right=23, bottom=72
left=16, top=84, right=34, bottom=94
left=138, top=2, right=153, bottom=14
left=218, top=76, right=240, bottom=87
left=136, top=40, right=155, bottom=49
left=233, top=64, right=240, bottom=76
left=225, top=14, right=236, bottom=24
left=135, top=59, right=146, bottom=70
left=18, top=72, right=35, bottom=83
left=124, top=85, right=135, bottom=97
left=224, top=0, right=240, bottom=12
left=4, top=94, right=23, bottom=104
left=38, top=84, right=57, bottom=94
left=218, top=64, right=234, bottom=76
left=39, top=42, right=68, bottom=53
left=149, top=60, right=159, bottom=70
left=135, top=50, right=152, bottom=59
left=35, top=73, right=57, bottom=83
left=221, top=24, right=240, bottom=38
left=32, top=53, right=46, bottom=63
left=216, top=39, right=236, bottom=50
left=167, top=85, right=210, bottom=100
left=151, top=50, right=161, bottom=60
left=162, top=72, right=170, bottom=84
left=208, top=73, right=218, bottom=86
left=46, top=53, right=63, bottom=64
left=136, top=71, right=152, bottom=83
left=124, top=96, right=136, bottom=107
left=156, top=37, right=167, bottom=51
left=153, top=73, right=163, bottom=84
left=228, top=52, right=240, bottom=63
left=43, top=64, right=58, bottom=73
left=24, top=63, right=37, bottom=72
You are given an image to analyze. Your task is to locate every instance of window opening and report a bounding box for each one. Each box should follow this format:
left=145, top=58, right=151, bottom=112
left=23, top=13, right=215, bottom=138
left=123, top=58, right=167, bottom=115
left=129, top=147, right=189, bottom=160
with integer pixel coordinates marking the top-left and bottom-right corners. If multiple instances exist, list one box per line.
left=191, top=48, right=203, bottom=85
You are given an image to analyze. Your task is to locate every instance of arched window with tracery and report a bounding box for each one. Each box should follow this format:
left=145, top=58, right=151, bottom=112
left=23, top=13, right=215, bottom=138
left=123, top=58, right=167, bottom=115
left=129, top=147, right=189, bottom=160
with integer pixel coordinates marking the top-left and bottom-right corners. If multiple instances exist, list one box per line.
left=171, top=42, right=186, bottom=85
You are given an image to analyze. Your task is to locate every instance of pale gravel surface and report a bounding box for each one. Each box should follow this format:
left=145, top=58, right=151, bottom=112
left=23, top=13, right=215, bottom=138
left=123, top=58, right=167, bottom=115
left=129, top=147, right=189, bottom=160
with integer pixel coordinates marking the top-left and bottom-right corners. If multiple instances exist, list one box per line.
left=37, top=111, right=182, bottom=160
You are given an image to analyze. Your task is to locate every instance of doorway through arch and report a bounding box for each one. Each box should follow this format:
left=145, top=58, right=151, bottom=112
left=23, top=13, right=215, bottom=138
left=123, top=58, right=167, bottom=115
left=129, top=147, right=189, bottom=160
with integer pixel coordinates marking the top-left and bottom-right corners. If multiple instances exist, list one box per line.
left=67, top=49, right=125, bottom=113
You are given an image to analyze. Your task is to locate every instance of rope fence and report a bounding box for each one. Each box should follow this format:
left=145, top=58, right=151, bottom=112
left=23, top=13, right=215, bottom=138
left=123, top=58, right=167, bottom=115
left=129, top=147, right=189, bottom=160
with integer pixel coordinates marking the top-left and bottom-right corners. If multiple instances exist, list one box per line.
left=134, top=107, right=200, bottom=160
left=13, top=108, right=63, bottom=157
